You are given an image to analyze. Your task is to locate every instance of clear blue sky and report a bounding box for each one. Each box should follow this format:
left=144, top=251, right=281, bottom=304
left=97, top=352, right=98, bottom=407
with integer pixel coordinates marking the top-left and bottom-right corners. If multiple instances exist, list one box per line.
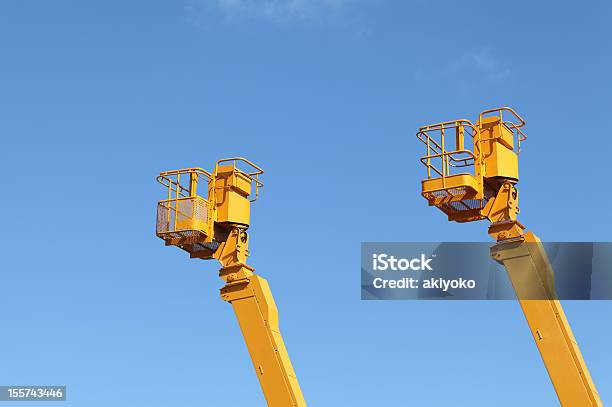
left=1, top=1, right=610, bottom=406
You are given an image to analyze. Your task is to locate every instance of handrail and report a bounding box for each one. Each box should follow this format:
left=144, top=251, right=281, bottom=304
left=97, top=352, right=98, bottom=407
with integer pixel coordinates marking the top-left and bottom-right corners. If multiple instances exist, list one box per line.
left=157, top=168, right=212, bottom=189
left=157, top=168, right=212, bottom=200
left=420, top=150, right=476, bottom=178
left=158, top=195, right=210, bottom=204
left=216, top=157, right=264, bottom=178
left=420, top=150, right=476, bottom=166
left=157, top=179, right=190, bottom=198
left=479, top=107, right=525, bottom=128
left=157, top=160, right=265, bottom=204
left=158, top=167, right=212, bottom=178
left=417, top=121, right=476, bottom=145
left=478, top=107, right=527, bottom=152
left=417, top=119, right=479, bottom=180
left=418, top=119, right=476, bottom=133
left=216, top=157, right=264, bottom=202
left=417, top=121, right=477, bottom=150
left=416, top=108, right=529, bottom=197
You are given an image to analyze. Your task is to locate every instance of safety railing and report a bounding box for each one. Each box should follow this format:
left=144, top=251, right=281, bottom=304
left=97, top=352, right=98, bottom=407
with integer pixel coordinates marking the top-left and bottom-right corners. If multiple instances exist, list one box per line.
left=156, top=168, right=212, bottom=236
left=157, top=168, right=211, bottom=199
left=417, top=119, right=479, bottom=180
left=156, top=197, right=209, bottom=235
left=478, top=107, right=527, bottom=153
left=215, top=157, right=264, bottom=202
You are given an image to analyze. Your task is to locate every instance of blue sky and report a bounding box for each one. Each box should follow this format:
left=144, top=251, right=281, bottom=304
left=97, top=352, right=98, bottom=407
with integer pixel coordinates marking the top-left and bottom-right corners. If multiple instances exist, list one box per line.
left=0, top=0, right=610, bottom=406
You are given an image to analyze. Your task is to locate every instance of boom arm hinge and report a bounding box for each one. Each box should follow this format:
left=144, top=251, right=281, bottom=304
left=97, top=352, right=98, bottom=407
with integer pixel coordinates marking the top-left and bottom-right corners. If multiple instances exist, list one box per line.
left=482, top=182, right=525, bottom=241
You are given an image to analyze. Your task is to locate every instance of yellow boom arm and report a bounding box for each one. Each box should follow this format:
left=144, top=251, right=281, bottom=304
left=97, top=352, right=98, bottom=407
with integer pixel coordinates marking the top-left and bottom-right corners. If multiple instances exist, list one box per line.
left=493, top=233, right=602, bottom=406
left=155, top=159, right=307, bottom=407
left=220, top=263, right=307, bottom=406
left=416, top=108, right=603, bottom=406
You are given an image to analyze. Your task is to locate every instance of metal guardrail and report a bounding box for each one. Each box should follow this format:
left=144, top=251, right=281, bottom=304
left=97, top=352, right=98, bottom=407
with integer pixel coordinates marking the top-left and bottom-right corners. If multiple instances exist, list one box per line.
left=215, top=157, right=264, bottom=202
left=417, top=119, right=478, bottom=180
left=479, top=107, right=527, bottom=153
left=417, top=107, right=528, bottom=182
left=156, top=196, right=209, bottom=235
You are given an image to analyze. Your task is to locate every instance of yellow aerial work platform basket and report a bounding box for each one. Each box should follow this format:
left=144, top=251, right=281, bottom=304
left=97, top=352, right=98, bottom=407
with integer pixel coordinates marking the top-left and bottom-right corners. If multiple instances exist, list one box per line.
left=156, top=168, right=213, bottom=250
left=155, top=158, right=264, bottom=258
left=417, top=108, right=526, bottom=223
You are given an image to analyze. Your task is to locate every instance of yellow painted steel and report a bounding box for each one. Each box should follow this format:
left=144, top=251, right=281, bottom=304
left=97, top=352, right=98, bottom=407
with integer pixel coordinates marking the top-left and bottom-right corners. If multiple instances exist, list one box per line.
left=417, top=108, right=603, bottom=407
left=492, top=233, right=603, bottom=407
left=156, top=158, right=306, bottom=407
left=416, top=107, right=526, bottom=224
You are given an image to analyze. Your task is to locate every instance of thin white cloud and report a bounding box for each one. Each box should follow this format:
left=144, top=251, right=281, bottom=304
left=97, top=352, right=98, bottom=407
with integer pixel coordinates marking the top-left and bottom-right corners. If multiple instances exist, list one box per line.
left=453, top=49, right=511, bottom=81
left=210, top=0, right=351, bottom=23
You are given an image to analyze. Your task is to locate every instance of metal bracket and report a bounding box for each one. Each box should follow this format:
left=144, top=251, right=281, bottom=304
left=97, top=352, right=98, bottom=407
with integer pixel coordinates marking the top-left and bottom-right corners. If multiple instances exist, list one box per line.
left=482, top=182, right=525, bottom=241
